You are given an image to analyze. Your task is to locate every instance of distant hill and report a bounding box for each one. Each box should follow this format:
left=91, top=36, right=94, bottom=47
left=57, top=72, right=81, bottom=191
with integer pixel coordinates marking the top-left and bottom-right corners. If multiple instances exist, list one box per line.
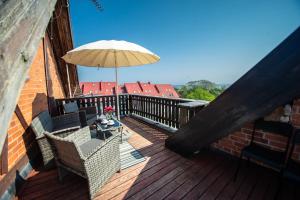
left=185, top=80, right=228, bottom=90
left=176, top=80, right=229, bottom=101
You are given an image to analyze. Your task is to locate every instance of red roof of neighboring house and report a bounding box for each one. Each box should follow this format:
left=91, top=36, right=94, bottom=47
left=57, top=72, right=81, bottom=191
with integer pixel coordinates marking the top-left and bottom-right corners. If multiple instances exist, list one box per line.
left=124, top=83, right=143, bottom=94
left=137, top=82, right=160, bottom=96
left=81, top=81, right=122, bottom=95
left=80, top=81, right=179, bottom=98
left=99, top=82, right=122, bottom=95
left=155, top=84, right=180, bottom=98
left=80, top=82, right=100, bottom=95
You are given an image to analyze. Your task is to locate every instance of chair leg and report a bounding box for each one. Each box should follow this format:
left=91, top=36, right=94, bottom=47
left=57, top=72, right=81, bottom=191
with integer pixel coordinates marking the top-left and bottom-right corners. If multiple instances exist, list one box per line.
left=234, top=153, right=243, bottom=181
left=57, top=167, right=67, bottom=182
left=274, top=171, right=284, bottom=200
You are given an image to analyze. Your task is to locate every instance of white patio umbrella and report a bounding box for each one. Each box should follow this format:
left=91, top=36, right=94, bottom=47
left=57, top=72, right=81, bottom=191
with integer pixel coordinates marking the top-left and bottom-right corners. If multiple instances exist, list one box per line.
left=62, top=40, right=160, bottom=120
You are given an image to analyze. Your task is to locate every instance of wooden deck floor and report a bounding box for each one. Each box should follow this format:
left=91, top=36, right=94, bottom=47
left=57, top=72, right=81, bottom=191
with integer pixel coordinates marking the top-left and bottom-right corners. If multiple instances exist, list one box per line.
left=18, top=117, right=299, bottom=200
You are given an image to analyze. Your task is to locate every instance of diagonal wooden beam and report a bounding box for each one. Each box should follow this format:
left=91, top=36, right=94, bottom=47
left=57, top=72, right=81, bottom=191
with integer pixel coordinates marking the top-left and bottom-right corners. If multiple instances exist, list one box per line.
left=0, top=0, right=57, bottom=153
left=166, top=26, right=300, bottom=157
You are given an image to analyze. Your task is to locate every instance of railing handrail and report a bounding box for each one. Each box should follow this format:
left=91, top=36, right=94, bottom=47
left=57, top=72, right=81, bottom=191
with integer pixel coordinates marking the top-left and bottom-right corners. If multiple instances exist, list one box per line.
left=57, top=93, right=200, bottom=103
left=129, top=94, right=193, bottom=102
left=55, top=94, right=206, bottom=129
left=56, top=94, right=129, bottom=101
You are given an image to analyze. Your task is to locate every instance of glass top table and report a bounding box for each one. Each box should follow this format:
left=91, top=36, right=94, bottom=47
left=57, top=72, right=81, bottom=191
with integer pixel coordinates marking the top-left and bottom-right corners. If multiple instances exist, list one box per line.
left=95, top=118, right=123, bottom=141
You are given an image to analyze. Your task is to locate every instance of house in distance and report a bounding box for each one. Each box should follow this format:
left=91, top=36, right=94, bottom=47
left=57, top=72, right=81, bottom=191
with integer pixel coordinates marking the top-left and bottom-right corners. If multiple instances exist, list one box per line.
left=80, top=81, right=179, bottom=98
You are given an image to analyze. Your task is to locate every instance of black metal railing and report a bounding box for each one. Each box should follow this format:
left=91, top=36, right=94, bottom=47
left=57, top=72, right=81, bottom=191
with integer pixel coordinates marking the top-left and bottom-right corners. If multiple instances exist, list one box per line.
left=55, top=94, right=205, bottom=129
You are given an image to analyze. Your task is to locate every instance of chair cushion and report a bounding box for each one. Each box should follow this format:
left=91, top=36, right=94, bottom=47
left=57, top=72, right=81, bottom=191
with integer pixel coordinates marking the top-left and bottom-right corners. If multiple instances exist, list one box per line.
left=242, top=143, right=286, bottom=170
left=31, top=110, right=53, bottom=138
left=284, top=160, right=300, bottom=182
left=64, top=102, right=79, bottom=113
left=79, top=139, right=104, bottom=157
left=86, top=114, right=96, bottom=121
left=86, top=114, right=97, bottom=126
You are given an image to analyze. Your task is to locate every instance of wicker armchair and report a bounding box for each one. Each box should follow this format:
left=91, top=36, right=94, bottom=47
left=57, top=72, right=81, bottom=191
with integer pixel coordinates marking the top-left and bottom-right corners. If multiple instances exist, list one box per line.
left=30, top=110, right=81, bottom=167
left=45, top=127, right=121, bottom=199
left=63, top=102, right=97, bottom=126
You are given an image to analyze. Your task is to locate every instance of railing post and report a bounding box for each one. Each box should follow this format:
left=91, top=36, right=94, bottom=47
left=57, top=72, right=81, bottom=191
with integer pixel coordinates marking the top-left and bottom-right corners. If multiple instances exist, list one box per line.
left=129, top=95, right=133, bottom=114
left=179, top=107, right=189, bottom=128
left=178, top=101, right=208, bottom=128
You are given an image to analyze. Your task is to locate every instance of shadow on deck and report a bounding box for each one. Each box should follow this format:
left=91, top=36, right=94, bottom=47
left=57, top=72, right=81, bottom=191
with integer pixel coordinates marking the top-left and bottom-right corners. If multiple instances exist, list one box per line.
left=17, top=117, right=300, bottom=200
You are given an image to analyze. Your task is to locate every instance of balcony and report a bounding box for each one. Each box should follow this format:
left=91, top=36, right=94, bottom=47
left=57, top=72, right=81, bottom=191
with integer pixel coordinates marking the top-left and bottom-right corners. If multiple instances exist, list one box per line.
left=16, top=95, right=299, bottom=200
left=18, top=117, right=297, bottom=200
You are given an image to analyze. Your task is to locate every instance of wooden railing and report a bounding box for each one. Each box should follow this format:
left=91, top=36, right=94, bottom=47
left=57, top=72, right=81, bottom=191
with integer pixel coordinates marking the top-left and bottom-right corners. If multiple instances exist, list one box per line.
left=55, top=94, right=130, bottom=116
left=130, top=95, right=192, bottom=128
left=55, top=94, right=206, bottom=129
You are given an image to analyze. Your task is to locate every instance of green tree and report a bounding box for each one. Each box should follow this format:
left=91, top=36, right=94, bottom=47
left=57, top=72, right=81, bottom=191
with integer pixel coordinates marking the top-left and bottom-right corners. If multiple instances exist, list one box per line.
left=186, top=87, right=215, bottom=101
left=209, top=88, right=224, bottom=96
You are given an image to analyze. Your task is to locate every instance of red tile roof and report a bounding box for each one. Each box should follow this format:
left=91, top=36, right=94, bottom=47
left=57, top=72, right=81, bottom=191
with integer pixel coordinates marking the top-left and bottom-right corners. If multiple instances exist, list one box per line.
left=124, top=83, right=143, bottom=95
left=137, top=82, right=160, bottom=96
left=80, top=81, right=179, bottom=98
left=155, top=84, right=180, bottom=98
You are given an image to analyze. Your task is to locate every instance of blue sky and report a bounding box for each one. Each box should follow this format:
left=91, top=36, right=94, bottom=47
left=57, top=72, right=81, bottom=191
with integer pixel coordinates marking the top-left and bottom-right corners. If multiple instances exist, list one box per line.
left=70, top=0, right=300, bottom=85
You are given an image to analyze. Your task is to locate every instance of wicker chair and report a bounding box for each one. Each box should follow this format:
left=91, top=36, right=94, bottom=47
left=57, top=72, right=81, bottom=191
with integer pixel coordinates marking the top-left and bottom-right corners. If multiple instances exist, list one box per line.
left=45, top=127, right=121, bottom=199
left=30, top=110, right=81, bottom=168
left=63, top=102, right=97, bottom=126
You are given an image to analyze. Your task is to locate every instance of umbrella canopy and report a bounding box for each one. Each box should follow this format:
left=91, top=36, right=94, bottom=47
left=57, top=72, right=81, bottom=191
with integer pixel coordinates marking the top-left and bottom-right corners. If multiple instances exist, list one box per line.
left=62, top=40, right=160, bottom=67
left=62, top=40, right=160, bottom=120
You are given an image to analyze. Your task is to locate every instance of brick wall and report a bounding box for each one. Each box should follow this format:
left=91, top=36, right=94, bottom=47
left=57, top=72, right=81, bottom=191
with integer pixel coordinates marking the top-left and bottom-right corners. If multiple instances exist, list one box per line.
left=3, top=34, right=65, bottom=172
left=213, top=99, right=300, bottom=161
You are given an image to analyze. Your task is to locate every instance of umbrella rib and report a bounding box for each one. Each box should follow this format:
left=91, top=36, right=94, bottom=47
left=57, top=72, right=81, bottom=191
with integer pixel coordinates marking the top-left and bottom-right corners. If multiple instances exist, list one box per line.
left=140, top=52, right=154, bottom=64
left=94, top=49, right=106, bottom=67
left=129, top=51, right=145, bottom=65
left=100, top=50, right=111, bottom=67
left=123, top=51, right=131, bottom=66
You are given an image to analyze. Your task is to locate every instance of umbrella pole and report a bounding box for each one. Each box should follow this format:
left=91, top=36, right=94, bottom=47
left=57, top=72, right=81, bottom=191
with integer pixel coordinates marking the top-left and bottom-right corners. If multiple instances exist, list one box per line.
left=115, top=66, right=120, bottom=120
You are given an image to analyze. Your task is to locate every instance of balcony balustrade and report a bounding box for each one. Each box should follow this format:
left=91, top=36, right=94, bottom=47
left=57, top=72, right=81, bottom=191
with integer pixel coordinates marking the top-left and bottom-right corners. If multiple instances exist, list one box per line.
left=55, top=94, right=207, bottom=129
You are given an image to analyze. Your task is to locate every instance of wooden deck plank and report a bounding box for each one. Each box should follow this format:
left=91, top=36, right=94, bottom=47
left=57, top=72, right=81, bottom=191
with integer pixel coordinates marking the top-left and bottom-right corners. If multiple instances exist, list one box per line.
left=216, top=162, right=249, bottom=200
left=107, top=145, right=176, bottom=183
left=146, top=154, right=213, bottom=200
left=248, top=169, right=274, bottom=200
left=164, top=154, right=224, bottom=200
left=99, top=153, right=180, bottom=195
left=127, top=161, right=193, bottom=200
left=199, top=160, right=236, bottom=200
left=96, top=157, right=187, bottom=199
left=232, top=164, right=261, bottom=200
left=182, top=159, right=230, bottom=200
